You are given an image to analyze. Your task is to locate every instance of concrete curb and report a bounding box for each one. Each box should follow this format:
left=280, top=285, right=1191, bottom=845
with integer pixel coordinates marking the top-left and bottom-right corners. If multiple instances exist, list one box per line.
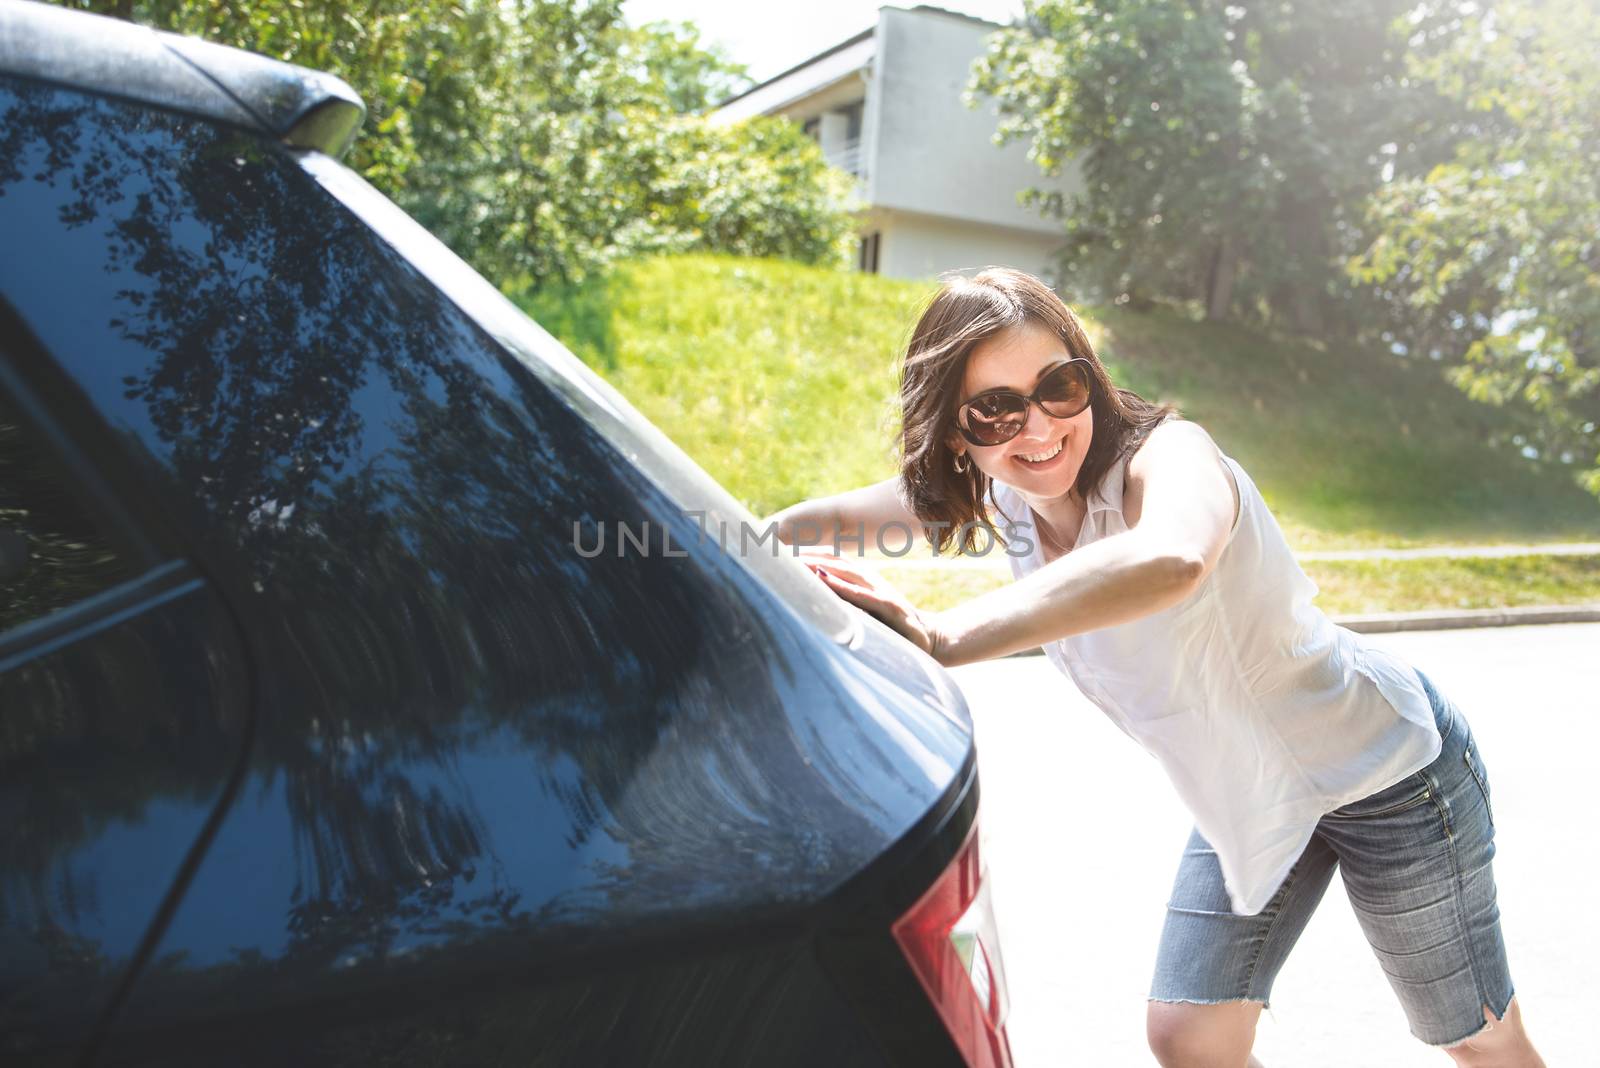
left=1331, top=603, right=1600, bottom=633
left=1002, top=604, right=1600, bottom=657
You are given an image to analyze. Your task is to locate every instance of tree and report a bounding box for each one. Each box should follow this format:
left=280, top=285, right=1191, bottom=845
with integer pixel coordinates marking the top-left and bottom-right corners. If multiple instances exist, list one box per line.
left=62, top=0, right=852, bottom=288
left=1350, top=0, right=1600, bottom=497
left=396, top=1, right=852, bottom=287
left=970, top=0, right=1470, bottom=331
left=621, top=20, right=752, bottom=114
left=61, top=0, right=461, bottom=190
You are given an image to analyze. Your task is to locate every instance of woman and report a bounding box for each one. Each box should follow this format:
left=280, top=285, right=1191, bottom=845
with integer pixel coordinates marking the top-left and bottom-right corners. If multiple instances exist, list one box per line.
left=769, top=268, right=1544, bottom=1067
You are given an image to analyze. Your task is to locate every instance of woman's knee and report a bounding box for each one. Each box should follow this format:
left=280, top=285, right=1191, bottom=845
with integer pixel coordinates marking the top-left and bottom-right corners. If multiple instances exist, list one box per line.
left=1146, top=999, right=1263, bottom=1068
left=1439, top=998, right=1545, bottom=1068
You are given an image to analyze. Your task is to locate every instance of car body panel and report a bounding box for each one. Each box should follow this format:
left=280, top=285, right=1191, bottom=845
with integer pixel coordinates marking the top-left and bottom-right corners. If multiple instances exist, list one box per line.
left=0, top=71, right=980, bottom=1064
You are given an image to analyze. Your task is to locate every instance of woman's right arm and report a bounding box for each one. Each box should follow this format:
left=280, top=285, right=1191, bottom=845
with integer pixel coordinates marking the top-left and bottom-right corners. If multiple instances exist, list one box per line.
left=765, top=475, right=924, bottom=554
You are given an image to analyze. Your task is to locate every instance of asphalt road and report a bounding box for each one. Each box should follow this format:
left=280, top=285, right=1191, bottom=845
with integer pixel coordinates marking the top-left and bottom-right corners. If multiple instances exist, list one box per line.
left=949, top=622, right=1599, bottom=1067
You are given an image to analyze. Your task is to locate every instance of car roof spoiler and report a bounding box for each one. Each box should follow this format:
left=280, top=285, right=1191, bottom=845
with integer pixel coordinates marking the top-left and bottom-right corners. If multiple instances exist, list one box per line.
left=0, top=0, right=365, bottom=159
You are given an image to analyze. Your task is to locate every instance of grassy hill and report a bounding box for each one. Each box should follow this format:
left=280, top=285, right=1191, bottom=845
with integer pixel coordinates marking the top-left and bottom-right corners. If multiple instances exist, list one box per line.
left=515, top=254, right=1600, bottom=551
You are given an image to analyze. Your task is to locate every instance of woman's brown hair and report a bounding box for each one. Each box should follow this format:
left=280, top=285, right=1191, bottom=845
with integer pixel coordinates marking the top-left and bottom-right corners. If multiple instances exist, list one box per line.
left=897, top=267, right=1176, bottom=555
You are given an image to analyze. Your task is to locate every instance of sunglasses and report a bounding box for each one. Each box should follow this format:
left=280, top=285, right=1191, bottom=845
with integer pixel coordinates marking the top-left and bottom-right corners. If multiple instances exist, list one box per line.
left=954, top=358, right=1094, bottom=447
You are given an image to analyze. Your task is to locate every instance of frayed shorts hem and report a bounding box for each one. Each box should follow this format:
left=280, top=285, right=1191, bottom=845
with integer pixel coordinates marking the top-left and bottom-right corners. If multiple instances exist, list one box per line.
left=1420, top=987, right=1516, bottom=1050
left=1146, top=995, right=1269, bottom=1009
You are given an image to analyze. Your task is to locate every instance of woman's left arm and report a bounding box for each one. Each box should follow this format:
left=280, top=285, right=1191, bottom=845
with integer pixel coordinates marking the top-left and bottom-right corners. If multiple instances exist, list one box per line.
left=805, top=421, right=1239, bottom=666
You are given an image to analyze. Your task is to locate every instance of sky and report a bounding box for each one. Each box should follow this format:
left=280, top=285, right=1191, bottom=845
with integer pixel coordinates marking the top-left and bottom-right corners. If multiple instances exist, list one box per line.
left=622, top=1, right=1025, bottom=83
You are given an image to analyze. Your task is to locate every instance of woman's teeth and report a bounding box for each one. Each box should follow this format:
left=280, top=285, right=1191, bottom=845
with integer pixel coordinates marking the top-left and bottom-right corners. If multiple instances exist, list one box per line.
left=1018, top=439, right=1064, bottom=464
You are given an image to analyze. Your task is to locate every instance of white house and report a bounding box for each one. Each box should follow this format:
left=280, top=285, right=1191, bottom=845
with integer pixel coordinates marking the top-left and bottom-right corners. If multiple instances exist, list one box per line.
left=712, top=5, right=1077, bottom=282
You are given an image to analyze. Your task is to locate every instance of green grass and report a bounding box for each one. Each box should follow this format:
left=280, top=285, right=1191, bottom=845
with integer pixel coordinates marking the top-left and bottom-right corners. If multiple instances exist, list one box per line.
left=512, top=253, right=1600, bottom=549
left=1080, top=309, right=1600, bottom=549
left=518, top=255, right=930, bottom=519
left=1304, top=554, right=1600, bottom=615
left=882, top=555, right=1600, bottom=618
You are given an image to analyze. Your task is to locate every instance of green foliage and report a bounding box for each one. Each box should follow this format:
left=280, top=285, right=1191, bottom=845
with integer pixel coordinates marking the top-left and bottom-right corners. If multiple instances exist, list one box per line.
left=64, top=0, right=450, bottom=188
left=411, top=83, right=855, bottom=288
left=593, top=116, right=858, bottom=266
left=65, top=0, right=851, bottom=288
left=621, top=19, right=751, bottom=114
left=970, top=0, right=1469, bottom=331
left=1351, top=0, right=1600, bottom=500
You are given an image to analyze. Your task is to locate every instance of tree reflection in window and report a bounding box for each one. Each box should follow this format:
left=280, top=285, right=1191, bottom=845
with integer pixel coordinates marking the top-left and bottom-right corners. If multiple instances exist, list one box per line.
left=0, top=392, right=133, bottom=633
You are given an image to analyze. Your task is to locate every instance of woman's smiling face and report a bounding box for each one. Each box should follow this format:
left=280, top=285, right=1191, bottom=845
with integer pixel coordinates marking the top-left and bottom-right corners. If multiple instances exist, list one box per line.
left=950, top=320, right=1095, bottom=500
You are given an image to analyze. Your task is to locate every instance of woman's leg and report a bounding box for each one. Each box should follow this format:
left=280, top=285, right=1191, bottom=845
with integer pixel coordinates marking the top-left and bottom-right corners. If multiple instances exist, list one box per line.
left=1439, top=997, right=1544, bottom=1068
left=1146, top=827, right=1339, bottom=1068
left=1147, top=1001, right=1266, bottom=1068
left=1319, top=669, right=1545, bottom=1065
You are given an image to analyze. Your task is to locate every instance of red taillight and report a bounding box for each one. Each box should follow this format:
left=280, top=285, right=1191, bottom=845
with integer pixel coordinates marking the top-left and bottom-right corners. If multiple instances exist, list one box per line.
left=891, top=817, right=1013, bottom=1068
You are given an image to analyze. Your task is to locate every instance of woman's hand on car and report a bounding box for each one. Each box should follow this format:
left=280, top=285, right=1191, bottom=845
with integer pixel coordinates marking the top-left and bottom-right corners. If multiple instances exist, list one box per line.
left=795, top=548, right=945, bottom=661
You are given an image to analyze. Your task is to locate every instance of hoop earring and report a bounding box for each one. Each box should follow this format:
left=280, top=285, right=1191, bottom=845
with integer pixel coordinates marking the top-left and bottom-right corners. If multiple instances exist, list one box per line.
left=952, top=452, right=970, bottom=474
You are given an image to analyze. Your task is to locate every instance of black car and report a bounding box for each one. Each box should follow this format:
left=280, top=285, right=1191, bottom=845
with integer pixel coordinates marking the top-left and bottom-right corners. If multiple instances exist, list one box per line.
left=0, top=2, right=1013, bottom=1065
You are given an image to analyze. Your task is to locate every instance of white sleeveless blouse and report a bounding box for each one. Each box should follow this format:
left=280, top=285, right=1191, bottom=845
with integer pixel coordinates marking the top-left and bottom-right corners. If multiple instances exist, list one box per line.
left=986, top=437, right=1441, bottom=915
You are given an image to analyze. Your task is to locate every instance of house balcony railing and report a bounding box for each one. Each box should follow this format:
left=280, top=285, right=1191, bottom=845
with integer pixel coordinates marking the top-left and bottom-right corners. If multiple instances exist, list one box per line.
left=825, top=136, right=865, bottom=179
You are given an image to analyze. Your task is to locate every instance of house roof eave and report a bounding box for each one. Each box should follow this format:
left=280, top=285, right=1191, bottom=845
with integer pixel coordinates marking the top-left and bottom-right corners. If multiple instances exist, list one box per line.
left=713, top=24, right=876, bottom=112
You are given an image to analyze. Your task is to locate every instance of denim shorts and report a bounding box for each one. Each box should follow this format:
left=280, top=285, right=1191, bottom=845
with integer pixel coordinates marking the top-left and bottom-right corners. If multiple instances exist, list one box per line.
left=1148, top=668, right=1515, bottom=1047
